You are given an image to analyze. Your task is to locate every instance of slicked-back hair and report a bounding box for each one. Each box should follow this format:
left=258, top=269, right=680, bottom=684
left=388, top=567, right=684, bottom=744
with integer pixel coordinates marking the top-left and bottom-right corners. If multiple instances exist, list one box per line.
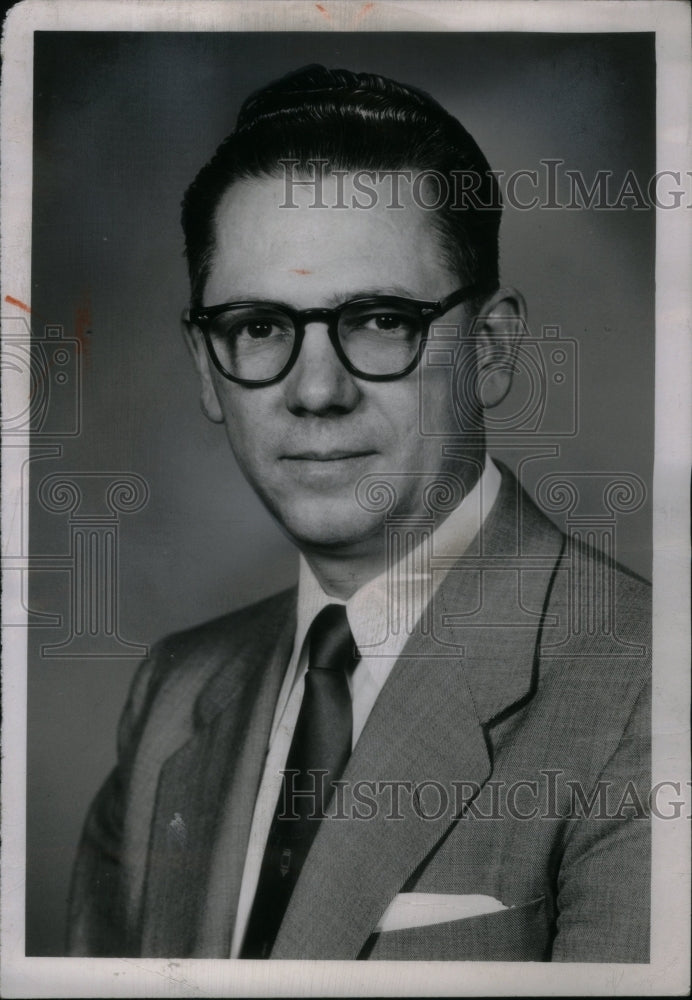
left=182, top=65, right=502, bottom=307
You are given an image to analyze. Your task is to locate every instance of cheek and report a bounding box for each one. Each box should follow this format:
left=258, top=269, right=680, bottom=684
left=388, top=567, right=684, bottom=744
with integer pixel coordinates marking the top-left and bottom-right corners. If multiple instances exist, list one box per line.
left=370, top=387, right=418, bottom=456
left=216, top=388, right=277, bottom=464
left=423, top=350, right=479, bottom=434
left=400, top=367, right=458, bottom=440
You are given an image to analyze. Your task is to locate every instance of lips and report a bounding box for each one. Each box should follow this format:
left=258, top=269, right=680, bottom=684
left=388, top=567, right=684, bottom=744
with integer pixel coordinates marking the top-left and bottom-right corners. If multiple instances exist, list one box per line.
left=282, top=449, right=376, bottom=462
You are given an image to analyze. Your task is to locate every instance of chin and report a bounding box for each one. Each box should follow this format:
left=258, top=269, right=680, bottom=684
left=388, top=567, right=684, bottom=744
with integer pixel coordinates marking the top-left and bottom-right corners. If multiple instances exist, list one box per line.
left=276, top=500, right=384, bottom=553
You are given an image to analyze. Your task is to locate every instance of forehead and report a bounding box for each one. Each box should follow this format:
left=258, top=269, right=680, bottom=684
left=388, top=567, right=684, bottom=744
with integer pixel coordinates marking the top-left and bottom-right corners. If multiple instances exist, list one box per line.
left=204, top=173, right=457, bottom=305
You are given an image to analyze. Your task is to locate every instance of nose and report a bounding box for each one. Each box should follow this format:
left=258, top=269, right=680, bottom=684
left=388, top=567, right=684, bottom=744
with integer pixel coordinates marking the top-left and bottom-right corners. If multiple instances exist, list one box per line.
left=283, top=323, right=362, bottom=416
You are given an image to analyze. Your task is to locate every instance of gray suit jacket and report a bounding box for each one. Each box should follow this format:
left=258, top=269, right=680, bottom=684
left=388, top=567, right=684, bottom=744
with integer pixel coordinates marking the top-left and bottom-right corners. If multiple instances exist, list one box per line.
left=67, top=468, right=651, bottom=961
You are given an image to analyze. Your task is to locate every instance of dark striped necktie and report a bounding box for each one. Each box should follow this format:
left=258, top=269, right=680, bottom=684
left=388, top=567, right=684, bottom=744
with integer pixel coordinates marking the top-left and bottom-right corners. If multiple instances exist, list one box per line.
left=240, top=603, right=357, bottom=958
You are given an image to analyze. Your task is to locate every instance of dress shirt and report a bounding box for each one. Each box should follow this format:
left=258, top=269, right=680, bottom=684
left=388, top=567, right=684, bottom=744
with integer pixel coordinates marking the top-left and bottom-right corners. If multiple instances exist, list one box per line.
left=230, top=456, right=502, bottom=956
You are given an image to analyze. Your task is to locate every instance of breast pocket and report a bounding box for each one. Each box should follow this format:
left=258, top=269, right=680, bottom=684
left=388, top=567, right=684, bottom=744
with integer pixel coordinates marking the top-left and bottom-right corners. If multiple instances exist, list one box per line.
left=361, top=896, right=552, bottom=961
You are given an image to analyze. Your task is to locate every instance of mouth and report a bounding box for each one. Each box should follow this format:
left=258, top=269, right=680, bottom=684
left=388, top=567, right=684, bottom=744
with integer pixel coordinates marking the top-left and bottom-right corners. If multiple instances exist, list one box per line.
left=282, top=450, right=377, bottom=462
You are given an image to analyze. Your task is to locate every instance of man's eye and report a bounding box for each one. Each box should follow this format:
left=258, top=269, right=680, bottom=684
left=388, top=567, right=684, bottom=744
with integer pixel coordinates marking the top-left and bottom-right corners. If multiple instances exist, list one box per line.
left=373, top=313, right=403, bottom=330
left=359, top=312, right=412, bottom=333
left=244, top=320, right=279, bottom=339
left=224, top=315, right=291, bottom=340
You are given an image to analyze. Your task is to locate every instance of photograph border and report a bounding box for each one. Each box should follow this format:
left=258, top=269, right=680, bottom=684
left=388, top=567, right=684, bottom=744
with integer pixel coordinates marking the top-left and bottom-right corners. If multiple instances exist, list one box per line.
left=2, top=1, right=690, bottom=996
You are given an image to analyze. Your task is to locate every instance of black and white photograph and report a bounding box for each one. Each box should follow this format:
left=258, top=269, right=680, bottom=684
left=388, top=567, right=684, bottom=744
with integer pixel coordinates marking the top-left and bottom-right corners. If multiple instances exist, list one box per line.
left=1, top=1, right=690, bottom=996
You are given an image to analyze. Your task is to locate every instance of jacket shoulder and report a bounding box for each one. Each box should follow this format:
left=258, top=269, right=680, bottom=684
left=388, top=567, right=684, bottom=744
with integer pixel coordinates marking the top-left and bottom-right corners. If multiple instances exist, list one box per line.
left=121, top=586, right=297, bottom=749
left=153, top=585, right=297, bottom=669
left=555, top=537, right=651, bottom=646
left=535, top=537, right=651, bottom=748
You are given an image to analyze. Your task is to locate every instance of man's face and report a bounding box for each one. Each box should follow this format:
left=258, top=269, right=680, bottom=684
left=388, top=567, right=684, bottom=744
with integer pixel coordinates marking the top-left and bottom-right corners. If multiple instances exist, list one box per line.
left=187, top=173, right=490, bottom=556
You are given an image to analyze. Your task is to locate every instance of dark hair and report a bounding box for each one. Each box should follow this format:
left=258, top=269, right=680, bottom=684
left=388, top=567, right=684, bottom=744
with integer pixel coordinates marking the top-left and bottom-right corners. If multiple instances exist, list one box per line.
left=182, top=64, right=502, bottom=306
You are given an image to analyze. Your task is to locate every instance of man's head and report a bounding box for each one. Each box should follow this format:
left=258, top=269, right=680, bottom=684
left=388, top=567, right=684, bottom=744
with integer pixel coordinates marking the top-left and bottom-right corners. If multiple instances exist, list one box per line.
left=181, top=66, right=524, bottom=576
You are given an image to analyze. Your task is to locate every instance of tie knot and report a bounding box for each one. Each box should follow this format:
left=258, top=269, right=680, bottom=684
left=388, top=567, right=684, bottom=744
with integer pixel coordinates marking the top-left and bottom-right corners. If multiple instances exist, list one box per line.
left=308, top=603, right=359, bottom=673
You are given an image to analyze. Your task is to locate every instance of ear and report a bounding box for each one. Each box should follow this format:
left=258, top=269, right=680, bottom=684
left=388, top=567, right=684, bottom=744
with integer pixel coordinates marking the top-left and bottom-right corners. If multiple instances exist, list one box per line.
left=181, top=310, right=225, bottom=424
left=470, top=287, right=526, bottom=409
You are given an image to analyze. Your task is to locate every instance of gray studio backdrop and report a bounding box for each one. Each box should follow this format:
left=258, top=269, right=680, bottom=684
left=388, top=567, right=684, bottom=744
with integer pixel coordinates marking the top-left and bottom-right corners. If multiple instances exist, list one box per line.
left=27, top=32, right=654, bottom=954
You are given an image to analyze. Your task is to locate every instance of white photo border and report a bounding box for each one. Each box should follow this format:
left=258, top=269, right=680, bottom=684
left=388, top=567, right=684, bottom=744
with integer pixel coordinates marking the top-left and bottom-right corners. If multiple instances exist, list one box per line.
left=2, top=1, right=690, bottom=996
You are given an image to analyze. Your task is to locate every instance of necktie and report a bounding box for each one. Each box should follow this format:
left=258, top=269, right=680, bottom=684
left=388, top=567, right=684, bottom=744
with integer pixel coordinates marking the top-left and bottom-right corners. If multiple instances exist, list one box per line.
left=240, top=603, right=357, bottom=958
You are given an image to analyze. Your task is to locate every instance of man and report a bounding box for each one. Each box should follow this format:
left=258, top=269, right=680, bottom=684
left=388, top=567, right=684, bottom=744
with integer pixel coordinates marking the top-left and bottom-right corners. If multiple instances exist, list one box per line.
left=68, top=65, right=650, bottom=961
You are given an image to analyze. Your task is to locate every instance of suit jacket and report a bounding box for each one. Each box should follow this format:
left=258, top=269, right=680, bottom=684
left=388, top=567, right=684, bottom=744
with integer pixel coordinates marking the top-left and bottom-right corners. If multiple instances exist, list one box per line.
left=67, top=468, right=651, bottom=961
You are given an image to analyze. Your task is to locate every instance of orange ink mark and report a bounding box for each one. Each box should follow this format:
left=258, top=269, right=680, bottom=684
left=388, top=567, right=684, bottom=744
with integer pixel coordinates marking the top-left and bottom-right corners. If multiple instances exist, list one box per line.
left=356, top=1, right=375, bottom=19
left=5, top=294, right=32, bottom=313
left=75, top=297, right=92, bottom=369
left=290, top=268, right=312, bottom=275
left=315, top=3, right=330, bottom=18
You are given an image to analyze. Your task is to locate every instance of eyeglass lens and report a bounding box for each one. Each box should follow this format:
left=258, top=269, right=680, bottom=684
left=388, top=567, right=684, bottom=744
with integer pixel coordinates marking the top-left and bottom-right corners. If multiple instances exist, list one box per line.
left=207, top=301, right=426, bottom=381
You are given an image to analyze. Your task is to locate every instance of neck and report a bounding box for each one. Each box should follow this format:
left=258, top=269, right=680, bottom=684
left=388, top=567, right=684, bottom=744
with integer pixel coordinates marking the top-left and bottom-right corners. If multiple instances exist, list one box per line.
left=300, top=538, right=387, bottom=601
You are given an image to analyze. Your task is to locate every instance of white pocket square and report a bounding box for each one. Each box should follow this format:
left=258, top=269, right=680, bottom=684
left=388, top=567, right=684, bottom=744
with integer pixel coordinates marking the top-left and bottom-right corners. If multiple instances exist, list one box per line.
left=375, top=893, right=509, bottom=933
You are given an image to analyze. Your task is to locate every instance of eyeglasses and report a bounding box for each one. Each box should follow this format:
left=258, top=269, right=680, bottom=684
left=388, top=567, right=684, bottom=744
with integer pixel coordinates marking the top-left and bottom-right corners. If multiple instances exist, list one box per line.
left=189, top=283, right=485, bottom=386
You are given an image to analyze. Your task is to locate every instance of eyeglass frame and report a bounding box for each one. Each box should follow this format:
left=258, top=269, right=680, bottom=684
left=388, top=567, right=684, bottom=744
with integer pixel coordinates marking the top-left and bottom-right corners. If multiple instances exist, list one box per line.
left=188, top=281, right=489, bottom=387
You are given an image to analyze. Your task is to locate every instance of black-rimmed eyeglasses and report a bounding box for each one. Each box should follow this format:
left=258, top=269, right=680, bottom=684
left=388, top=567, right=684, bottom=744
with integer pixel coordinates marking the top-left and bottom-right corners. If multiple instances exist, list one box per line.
left=189, top=283, right=485, bottom=387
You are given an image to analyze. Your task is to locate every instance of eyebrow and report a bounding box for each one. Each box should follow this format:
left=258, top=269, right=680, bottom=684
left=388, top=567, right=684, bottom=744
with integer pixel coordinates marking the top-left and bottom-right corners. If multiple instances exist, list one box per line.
left=324, top=286, right=421, bottom=306
left=208, top=285, right=425, bottom=308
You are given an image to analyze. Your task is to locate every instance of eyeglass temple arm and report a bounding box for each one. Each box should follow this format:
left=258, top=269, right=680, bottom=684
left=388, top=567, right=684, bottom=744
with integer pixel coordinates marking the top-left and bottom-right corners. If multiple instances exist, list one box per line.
left=431, top=280, right=495, bottom=317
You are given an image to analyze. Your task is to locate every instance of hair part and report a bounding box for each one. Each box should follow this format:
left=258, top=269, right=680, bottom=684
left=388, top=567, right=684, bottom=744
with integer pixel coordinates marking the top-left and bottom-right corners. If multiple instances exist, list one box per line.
left=182, top=65, right=502, bottom=307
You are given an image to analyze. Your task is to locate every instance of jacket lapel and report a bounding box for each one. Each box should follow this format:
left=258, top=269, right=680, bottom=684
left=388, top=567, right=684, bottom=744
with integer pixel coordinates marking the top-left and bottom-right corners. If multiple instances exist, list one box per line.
left=438, top=467, right=565, bottom=725
left=272, top=469, right=564, bottom=959
left=139, top=590, right=296, bottom=956
left=271, top=623, right=490, bottom=960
